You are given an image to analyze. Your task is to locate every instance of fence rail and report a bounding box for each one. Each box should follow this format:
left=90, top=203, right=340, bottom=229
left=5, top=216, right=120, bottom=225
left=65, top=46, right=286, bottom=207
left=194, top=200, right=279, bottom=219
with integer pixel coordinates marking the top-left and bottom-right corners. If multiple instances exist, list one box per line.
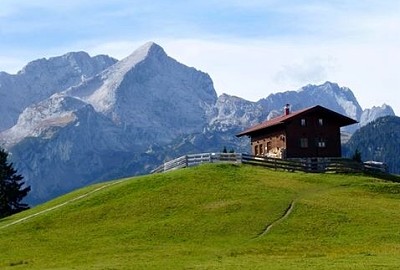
left=151, top=153, right=387, bottom=174
left=151, top=153, right=242, bottom=173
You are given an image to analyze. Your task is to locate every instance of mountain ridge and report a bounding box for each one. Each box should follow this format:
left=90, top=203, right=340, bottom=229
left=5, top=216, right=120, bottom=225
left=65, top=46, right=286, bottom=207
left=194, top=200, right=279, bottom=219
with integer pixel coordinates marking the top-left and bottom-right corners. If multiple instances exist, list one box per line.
left=0, top=42, right=396, bottom=203
left=0, top=51, right=117, bottom=132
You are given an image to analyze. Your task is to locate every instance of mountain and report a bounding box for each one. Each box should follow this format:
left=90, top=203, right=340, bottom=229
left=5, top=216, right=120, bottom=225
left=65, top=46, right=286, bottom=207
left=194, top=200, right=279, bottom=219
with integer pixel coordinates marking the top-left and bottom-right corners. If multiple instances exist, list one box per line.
left=207, top=94, right=267, bottom=132
left=343, top=115, right=400, bottom=174
left=0, top=52, right=117, bottom=132
left=1, top=42, right=218, bottom=203
left=0, top=42, right=396, bottom=203
left=256, top=81, right=395, bottom=133
left=210, top=82, right=395, bottom=136
left=259, top=82, right=362, bottom=121
left=359, top=104, right=395, bottom=127
left=66, top=42, right=217, bottom=143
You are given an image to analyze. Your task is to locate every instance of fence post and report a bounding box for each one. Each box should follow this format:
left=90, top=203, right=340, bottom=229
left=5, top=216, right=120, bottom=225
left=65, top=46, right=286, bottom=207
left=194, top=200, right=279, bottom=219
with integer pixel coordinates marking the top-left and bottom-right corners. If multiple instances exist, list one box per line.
left=237, top=153, right=242, bottom=164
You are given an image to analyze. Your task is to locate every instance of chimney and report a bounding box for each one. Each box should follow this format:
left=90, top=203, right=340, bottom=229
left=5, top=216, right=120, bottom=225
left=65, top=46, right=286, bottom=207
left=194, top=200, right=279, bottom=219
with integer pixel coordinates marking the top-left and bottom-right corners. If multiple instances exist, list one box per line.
left=284, top=104, right=290, bottom=116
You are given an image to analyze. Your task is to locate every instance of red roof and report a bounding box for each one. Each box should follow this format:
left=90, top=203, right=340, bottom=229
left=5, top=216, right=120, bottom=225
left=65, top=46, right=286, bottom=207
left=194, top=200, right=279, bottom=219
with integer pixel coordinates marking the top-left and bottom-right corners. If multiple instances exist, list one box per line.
left=236, top=105, right=357, bottom=137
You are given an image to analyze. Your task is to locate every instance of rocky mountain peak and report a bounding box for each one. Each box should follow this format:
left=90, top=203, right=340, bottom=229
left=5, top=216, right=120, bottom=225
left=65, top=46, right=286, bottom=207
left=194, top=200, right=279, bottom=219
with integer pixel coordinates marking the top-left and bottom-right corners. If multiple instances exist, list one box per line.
left=137, top=41, right=166, bottom=58
left=359, top=104, right=395, bottom=127
left=109, top=42, right=165, bottom=74
left=72, top=42, right=169, bottom=114
left=62, top=51, right=91, bottom=63
left=0, top=51, right=117, bottom=131
left=66, top=41, right=218, bottom=142
left=299, top=81, right=338, bottom=92
left=259, top=81, right=362, bottom=123
left=18, top=51, right=116, bottom=77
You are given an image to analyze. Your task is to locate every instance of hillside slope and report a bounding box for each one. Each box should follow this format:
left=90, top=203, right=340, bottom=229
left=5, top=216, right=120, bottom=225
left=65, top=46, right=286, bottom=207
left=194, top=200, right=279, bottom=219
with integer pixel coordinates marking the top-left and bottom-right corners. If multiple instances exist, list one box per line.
left=1, top=164, right=400, bottom=269
left=344, top=115, right=400, bottom=174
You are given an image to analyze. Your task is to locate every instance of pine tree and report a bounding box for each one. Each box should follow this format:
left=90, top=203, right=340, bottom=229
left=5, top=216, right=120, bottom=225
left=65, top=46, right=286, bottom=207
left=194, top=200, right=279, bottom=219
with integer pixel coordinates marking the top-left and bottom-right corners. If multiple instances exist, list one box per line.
left=351, top=149, right=362, bottom=163
left=0, top=148, right=30, bottom=218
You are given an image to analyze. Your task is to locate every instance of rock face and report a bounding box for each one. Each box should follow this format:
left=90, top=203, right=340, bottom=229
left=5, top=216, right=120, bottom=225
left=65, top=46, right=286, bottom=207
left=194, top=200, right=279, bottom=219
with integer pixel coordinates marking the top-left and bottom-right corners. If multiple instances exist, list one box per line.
left=0, top=42, right=395, bottom=204
left=359, top=104, right=395, bottom=127
left=0, top=52, right=116, bottom=132
left=68, top=42, right=217, bottom=143
left=257, top=82, right=362, bottom=132
left=278, top=82, right=360, bottom=118
left=207, top=94, right=266, bottom=132
left=211, top=82, right=395, bottom=133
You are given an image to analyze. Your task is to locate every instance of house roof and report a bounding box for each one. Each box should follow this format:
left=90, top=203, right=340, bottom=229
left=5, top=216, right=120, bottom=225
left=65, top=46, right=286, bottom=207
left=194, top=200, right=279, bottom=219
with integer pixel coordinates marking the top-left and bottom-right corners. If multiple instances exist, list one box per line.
left=236, top=105, right=358, bottom=137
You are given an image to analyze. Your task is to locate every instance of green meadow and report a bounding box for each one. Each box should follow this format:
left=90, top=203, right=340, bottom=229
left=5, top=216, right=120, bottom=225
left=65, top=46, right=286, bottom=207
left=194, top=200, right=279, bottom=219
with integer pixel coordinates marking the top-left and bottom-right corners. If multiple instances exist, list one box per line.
left=1, top=164, right=400, bottom=269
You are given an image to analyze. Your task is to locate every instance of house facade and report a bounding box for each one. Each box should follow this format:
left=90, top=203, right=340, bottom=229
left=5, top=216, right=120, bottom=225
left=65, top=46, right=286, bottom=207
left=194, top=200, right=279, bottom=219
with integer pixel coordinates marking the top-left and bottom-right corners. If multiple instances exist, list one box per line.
left=236, top=105, right=357, bottom=159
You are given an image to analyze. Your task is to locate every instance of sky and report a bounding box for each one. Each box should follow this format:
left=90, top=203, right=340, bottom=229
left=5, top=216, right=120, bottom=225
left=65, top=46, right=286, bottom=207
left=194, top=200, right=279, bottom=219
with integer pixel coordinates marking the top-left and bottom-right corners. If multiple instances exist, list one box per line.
left=1, top=0, right=399, bottom=114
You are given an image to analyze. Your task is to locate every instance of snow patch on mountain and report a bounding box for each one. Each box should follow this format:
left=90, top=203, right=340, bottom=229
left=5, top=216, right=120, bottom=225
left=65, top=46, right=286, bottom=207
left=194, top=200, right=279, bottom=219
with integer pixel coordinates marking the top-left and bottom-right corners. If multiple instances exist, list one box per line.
left=0, top=94, right=88, bottom=147
left=85, top=42, right=157, bottom=113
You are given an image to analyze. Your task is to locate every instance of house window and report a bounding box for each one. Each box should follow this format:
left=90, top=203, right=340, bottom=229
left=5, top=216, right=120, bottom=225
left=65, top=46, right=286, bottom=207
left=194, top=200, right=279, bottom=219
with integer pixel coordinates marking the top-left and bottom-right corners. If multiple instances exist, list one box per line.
left=300, top=118, right=306, bottom=126
left=300, top=138, right=308, bottom=148
left=318, top=118, right=324, bottom=126
left=317, top=138, right=326, bottom=148
left=259, top=144, right=264, bottom=155
left=254, top=145, right=259, bottom=156
left=266, top=141, right=272, bottom=151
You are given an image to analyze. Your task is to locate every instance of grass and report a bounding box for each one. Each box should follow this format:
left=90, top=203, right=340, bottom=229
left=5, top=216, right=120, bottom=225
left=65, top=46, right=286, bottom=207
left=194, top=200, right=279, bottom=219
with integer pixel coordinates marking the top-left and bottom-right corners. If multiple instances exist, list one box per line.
left=0, top=163, right=400, bottom=269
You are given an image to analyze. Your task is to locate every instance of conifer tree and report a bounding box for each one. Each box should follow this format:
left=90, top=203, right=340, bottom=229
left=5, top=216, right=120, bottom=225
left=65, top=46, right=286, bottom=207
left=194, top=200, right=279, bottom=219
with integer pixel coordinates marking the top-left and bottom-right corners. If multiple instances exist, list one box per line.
left=352, top=149, right=362, bottom=163
left=0, top=148, right=30, bottom=218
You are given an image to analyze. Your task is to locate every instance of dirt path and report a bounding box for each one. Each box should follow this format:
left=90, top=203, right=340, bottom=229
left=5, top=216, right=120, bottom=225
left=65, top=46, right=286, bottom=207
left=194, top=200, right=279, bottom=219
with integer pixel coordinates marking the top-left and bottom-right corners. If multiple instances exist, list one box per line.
left=0, top=180, right=125, bottom=230
left=256, top=200, right=295, bottom=238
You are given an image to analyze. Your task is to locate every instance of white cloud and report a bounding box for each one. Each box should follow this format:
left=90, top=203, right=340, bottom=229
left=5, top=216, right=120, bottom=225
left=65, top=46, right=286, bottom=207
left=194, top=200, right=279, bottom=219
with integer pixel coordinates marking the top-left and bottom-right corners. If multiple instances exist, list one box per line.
left=274, top=58, right=334, bottom=87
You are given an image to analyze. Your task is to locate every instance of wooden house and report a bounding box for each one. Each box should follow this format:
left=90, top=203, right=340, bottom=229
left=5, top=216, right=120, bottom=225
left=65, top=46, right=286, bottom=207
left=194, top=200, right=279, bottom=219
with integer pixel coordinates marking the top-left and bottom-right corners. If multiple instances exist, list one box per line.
left=236, top=105, right=357, bottom=159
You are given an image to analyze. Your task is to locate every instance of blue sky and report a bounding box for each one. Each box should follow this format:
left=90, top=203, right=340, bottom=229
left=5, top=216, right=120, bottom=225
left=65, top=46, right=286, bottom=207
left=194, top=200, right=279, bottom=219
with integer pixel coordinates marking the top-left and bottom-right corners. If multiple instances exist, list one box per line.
left=1, top=0, right=399, bottom=113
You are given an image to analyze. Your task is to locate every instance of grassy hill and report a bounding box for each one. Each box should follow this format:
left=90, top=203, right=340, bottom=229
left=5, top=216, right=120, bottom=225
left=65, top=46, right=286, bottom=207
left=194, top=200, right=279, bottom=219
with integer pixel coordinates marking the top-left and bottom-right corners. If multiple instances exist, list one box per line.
left=1, top=164, right=400, bottom=269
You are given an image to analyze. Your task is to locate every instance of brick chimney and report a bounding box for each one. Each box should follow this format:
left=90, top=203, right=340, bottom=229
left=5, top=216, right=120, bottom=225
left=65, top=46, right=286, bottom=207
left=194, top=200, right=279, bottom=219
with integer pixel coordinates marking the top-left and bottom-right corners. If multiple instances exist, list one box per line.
left=284, top=104, right=290, bottom=116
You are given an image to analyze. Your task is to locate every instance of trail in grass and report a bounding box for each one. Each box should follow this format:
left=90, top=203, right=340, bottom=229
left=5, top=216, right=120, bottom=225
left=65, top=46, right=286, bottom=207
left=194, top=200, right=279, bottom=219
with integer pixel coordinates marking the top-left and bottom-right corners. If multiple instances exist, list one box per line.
left=257, top=200, right=295, bottom=238
left=255, top=185, right=341, bottom=238
left=0, top=180, right=125, bottom=230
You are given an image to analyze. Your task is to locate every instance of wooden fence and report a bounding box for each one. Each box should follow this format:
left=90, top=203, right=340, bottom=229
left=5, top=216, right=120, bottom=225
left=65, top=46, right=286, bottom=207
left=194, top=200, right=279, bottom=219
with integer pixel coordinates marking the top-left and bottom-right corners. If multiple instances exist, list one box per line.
left=151, top=153, right=387, bottom=174
left=151, top=153, right=242, bottom=173
left=241, top=155, right=364, bottom=173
